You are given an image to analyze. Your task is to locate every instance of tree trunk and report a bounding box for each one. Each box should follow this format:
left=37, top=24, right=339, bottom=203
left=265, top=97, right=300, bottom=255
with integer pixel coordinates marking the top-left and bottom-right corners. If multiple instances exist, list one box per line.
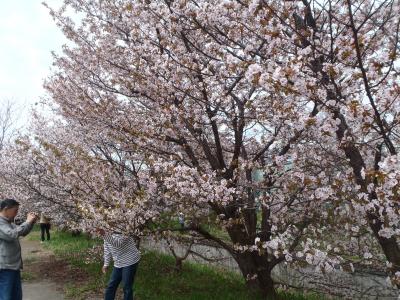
left=368, top=212, right=400, bottom=287
left=174, top=258, right=183, bottom=273
left=223, top=215, right=280, bottom=299
left=234, top=251, right=279, bottom=299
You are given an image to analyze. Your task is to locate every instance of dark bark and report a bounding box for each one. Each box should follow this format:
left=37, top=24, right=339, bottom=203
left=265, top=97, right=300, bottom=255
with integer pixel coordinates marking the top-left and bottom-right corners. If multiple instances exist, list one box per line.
left=227, top=224, right=280, bottom=299
left=235, top=251, right=279, bottom=299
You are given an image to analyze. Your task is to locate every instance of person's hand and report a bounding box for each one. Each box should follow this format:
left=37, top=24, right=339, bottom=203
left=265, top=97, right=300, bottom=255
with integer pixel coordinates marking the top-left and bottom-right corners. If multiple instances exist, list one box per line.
left=27, top=212, right=38, bottom=224
left=102, top=266, right=108, bottom=274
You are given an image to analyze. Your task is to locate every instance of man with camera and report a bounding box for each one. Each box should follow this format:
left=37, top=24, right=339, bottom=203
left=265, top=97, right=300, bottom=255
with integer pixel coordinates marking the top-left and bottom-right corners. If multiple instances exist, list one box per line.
left=0, top=198, right=38, bottom=300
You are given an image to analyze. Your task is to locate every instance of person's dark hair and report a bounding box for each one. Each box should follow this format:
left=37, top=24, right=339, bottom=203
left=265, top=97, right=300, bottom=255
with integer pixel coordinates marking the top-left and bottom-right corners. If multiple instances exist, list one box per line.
left=0, top=198, right=20, bottom=211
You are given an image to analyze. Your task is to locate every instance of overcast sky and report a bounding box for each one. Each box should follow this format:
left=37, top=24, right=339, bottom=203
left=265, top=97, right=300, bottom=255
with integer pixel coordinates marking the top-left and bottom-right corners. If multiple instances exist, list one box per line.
left=0, top=0, right=66, bottom=123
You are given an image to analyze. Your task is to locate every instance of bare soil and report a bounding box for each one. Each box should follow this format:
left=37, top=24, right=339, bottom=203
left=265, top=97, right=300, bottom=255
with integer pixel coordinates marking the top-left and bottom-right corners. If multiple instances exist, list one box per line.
left=21, top=238, right=92, bottom=299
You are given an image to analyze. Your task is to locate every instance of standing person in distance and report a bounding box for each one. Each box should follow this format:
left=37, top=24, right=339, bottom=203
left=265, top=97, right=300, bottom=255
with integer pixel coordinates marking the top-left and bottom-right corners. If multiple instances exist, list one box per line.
left=0, top=198, right=38, bottom=300
left=178, top=212, right=185, bottom=229
left=39, top=212, right=51, bottom=243
left=100, top=229, right=140, bottom=300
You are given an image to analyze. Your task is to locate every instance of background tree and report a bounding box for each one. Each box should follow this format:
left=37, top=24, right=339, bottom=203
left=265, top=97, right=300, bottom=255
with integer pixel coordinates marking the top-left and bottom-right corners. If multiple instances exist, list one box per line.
left=0, top=110, right=162, bottom=232
left=0, top=100, right=19, bottom=151
left=0, top=100, right=23, bottom=198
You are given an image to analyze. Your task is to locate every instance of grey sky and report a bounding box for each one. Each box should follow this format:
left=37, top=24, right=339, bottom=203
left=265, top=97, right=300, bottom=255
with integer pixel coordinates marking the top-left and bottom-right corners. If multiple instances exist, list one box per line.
left=0, top=0, right=65, bottom=121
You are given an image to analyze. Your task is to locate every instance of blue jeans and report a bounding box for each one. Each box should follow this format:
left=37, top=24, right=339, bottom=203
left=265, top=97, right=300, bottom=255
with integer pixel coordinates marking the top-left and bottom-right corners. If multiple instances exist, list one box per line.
left=104, top=263, right=138, bottom=300
left=0, top=269, right=22, bottom=300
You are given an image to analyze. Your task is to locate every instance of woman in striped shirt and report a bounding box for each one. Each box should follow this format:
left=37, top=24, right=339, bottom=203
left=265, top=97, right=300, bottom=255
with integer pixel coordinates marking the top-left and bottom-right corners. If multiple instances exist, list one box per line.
left=101, top=233, right=140, bottom=300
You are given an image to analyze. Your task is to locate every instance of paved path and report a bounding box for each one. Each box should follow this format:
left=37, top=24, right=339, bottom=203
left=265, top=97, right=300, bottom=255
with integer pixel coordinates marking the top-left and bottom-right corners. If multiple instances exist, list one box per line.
left=20, top=237, right=65, bottom=300
left=23, top=281, right=64, bottom=300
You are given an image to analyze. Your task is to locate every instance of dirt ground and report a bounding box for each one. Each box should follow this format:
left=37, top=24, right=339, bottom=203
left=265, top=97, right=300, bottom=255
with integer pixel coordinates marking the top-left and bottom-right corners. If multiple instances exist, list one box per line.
left=21, top=237, right=103, bottom=299
left=20, top=237, right=119, bottom=300
left=21, top=237, right=66, bottom=299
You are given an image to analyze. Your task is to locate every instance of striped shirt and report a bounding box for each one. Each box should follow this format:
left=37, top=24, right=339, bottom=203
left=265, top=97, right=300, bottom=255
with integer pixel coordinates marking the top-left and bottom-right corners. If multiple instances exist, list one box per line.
left=103, top=233, right=140, bottom=268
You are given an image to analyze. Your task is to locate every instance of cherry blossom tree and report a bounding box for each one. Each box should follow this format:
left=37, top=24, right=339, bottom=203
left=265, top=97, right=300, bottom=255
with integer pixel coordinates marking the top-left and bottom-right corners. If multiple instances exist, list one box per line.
left=4, top=0, right=397, bottom=297
left=253, top=0, right=400, bottom=285
left=37, top=0, right=338, bottom=297
left=0, top=110, right=162, bottom=233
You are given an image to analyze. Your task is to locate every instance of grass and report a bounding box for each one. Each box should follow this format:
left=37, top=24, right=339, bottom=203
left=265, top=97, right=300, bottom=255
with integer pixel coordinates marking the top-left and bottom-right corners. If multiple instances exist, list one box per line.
left=21, top=270, right=37, bottom=281
left=28, top=228, right=325, bottom=300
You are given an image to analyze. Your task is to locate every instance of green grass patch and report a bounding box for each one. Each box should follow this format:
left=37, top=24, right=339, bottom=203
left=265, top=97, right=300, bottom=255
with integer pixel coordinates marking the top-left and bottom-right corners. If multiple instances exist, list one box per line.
left=37, top=229, right=324, bottom=300
left=21, top=271, right=37, bottom=281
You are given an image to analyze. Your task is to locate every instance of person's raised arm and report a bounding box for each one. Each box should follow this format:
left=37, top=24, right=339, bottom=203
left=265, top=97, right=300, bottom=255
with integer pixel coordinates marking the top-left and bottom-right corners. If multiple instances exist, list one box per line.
left=0, top=213, right=36, bottom=241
